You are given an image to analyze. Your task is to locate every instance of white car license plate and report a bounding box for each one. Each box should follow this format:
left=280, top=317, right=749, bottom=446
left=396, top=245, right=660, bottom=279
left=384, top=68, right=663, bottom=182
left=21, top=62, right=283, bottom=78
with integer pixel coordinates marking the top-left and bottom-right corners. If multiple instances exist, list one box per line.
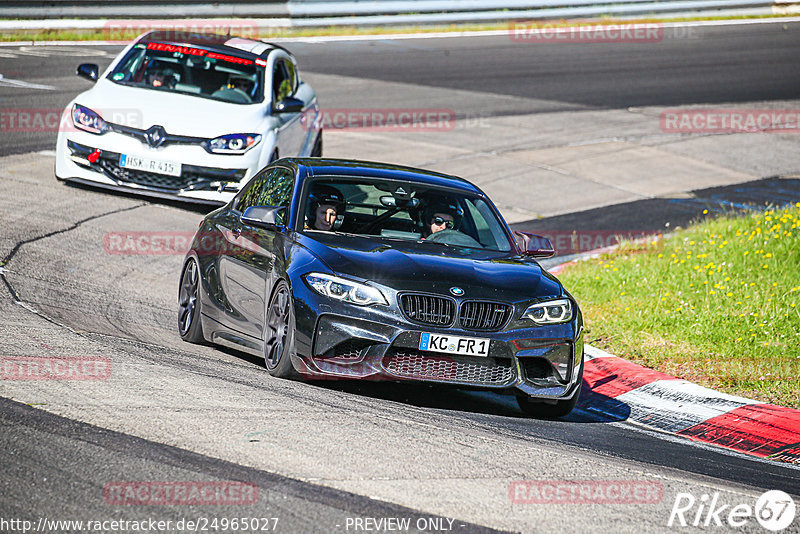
left=419, top=332, right=490, bottom=357
left=120, top=154, right=182, bottom=177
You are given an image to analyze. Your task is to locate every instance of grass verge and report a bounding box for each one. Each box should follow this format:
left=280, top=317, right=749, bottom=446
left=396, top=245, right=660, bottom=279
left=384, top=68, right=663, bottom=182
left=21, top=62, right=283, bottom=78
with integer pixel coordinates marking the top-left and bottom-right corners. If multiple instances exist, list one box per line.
left=559, top=204, right=800, bottom=408
left=0, top=14, right=798, bottom=43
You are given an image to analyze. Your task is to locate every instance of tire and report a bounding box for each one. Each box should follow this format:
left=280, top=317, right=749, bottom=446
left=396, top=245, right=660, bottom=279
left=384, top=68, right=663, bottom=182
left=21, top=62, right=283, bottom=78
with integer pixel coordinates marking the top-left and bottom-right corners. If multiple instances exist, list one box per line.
left=516, top=357, right=584, bottom=418
left=263, top=280, right=298, bottom=378
left=178, top=258, right=205, bottom=343
left=310, top=131, right=323, bottom=157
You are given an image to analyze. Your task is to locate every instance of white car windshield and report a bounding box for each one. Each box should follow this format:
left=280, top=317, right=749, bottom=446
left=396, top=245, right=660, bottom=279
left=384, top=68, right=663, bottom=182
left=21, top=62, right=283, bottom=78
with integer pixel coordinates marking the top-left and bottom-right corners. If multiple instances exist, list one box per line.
left=108, top=42, right=265, bottom=105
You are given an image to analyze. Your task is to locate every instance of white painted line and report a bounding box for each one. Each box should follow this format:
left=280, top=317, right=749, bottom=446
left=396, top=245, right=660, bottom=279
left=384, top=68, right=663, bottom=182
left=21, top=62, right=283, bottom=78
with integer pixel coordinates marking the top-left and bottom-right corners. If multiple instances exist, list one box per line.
left=37, top=150, right=57, bottom=157
left=615, top=379, right=757, bottom=433
left=0, top=73, right=56, bottom=90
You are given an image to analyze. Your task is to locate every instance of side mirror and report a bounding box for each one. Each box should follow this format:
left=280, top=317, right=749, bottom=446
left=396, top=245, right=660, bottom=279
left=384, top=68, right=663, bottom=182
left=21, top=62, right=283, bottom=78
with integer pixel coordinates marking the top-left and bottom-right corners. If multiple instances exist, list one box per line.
left=77, top=63, right=99, bottom=82
left=241, top=206, right=285, bottom=230
left=272, top=96, right=304, bottom=114
left=514, top=231, right=555, bottom=258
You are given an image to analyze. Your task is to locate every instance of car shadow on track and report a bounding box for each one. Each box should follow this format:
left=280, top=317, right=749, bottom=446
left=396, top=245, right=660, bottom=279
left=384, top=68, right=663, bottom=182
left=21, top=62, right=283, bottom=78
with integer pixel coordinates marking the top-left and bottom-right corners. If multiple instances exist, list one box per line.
left=62, top=181, right=218, bottom=215
left=299, top=376, right=633, bottom=424
left=213, top=343, right=633, bottom=423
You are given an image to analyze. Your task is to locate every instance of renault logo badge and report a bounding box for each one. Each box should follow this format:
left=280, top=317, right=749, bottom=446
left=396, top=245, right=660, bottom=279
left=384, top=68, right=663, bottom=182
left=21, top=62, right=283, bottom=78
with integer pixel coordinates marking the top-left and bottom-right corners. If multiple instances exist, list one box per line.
left=144, top=125, right=166, bottom=148
left=450, top=287, right=464, bottom=296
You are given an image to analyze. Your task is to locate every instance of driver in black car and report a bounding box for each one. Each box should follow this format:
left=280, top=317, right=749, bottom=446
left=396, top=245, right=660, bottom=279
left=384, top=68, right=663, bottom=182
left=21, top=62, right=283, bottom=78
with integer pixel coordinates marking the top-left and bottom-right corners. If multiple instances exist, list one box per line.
left=306, top=184, right=345, bottom=232
left=422, top=201, right=463, bottom=238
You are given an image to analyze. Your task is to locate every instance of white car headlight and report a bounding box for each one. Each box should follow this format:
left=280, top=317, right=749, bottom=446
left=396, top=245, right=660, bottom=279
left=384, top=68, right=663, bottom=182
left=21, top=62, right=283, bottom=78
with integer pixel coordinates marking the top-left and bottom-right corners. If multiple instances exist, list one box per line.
left=304, top=273, right=387, bottom=306
left=523, top=298, right=573, bottom=325
left=204, top=133, right=262, bottom=155
left=72, top=104, right=108, bottom=134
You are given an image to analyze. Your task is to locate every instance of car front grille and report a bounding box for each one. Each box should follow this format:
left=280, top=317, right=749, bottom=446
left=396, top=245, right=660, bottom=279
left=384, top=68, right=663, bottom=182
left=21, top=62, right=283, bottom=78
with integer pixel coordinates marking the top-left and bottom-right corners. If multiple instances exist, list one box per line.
left=97, top=158, right=245, bottom=192
left=399, top=292, right=512, bottom=331
left=382, top=350, right=515, bottom=386
left=67, top=141, right=245, bottom=192
left=400, top=294, right=455, bottom=327
left=459, top=301, right=512, bottom=331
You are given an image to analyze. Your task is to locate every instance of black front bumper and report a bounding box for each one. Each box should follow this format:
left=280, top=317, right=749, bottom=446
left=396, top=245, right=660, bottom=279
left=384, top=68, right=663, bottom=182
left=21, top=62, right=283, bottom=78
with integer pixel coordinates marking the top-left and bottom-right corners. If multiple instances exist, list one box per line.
left=292, top=305, right=583, bottom=400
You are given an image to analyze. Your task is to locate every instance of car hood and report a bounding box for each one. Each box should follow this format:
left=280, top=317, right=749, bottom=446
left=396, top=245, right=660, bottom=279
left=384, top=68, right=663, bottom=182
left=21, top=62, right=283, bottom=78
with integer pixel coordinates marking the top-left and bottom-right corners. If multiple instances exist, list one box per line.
left=297, top=233, right=563, bottom=299
left=74, top=79, right=267, bottom=138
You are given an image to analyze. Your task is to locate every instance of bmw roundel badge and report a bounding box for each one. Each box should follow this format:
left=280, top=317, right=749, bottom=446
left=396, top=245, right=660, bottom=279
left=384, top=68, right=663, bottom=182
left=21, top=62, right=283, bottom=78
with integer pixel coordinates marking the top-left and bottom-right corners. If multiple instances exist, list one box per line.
left=450, top=287, right=464, bottom=296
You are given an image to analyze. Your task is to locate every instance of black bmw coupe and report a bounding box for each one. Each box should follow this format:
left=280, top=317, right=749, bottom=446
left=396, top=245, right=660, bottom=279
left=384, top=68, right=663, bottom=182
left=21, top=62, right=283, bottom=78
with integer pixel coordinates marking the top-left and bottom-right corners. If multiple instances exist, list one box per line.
left=178, top=158, right=584, bottom=417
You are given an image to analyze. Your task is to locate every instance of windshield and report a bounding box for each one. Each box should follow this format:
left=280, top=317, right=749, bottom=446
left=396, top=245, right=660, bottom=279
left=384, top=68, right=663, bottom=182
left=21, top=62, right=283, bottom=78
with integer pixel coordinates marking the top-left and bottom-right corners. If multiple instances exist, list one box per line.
left=108, top=42, right=265, bottom=104
left=301, top=177, right=513, bottom=252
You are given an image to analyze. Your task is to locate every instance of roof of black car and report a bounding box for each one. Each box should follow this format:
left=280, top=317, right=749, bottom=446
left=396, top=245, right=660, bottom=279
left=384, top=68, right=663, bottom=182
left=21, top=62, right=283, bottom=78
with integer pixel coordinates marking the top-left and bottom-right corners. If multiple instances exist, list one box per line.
left=289, top=158, right=482, bottom=194
left=138, top=31, right=287, bottom=59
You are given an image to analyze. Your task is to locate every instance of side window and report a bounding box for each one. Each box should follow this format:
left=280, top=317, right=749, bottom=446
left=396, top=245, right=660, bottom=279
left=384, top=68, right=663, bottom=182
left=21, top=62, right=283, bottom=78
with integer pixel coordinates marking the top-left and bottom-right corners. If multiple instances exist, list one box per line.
left=235, top=167, right=295, bottom=223
left=285, top=60, right=298, bottom=93
left=272, top=60, right=289, bottom=102
left=272, top=59, right=297, bottom=102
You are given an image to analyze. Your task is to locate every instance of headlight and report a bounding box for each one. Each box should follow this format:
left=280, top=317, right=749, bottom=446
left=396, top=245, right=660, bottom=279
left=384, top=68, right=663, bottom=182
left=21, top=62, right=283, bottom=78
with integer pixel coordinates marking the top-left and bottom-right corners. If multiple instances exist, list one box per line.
left=72, top=104, right=107, bottom=134
left=204, top=133, right=261, bottom=155
left=523, top=298, right=573, bottom=324
left=304, top=273, right=387, bottom=306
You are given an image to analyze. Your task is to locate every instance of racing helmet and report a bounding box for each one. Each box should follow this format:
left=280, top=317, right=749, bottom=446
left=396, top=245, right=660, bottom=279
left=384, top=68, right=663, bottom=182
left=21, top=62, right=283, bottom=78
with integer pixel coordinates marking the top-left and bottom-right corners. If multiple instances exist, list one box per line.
left=422, top=199, right=464, bottom=231
left=144, top=61, right=178, bottom=89
left=306, top=184, right=345, bottom=226
left=229, top=75, right=254, bottom=94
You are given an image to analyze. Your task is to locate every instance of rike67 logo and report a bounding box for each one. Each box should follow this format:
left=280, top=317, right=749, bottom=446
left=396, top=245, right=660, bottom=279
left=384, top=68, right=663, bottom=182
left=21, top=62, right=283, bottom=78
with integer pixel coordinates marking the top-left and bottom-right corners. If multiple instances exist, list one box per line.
left=668, top=490, right=796, bottom=531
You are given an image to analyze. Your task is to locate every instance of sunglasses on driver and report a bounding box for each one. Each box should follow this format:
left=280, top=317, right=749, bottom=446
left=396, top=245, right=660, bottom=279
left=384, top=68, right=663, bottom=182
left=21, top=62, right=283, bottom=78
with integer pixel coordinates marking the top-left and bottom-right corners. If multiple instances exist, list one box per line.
left=431, top=216, right=455, bottom=229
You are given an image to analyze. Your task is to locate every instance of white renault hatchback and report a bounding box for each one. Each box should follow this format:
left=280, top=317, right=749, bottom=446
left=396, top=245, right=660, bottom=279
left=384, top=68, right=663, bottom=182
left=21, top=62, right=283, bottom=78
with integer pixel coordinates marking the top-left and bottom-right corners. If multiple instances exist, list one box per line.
left=55, top=31, right=322, bottom=205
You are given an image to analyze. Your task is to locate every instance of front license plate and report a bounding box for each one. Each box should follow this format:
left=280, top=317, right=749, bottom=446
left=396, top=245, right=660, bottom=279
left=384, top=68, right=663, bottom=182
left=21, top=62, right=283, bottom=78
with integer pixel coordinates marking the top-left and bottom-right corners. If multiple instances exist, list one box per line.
left=419, top=332, right=490, bottom=357
left=120, top=154, right=182, bottom=177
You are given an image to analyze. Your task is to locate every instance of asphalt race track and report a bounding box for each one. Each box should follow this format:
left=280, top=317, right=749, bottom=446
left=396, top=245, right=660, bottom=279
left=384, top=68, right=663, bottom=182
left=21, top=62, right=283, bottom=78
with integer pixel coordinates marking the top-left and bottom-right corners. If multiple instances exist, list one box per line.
left=1, top=20, right=799, bottom=533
